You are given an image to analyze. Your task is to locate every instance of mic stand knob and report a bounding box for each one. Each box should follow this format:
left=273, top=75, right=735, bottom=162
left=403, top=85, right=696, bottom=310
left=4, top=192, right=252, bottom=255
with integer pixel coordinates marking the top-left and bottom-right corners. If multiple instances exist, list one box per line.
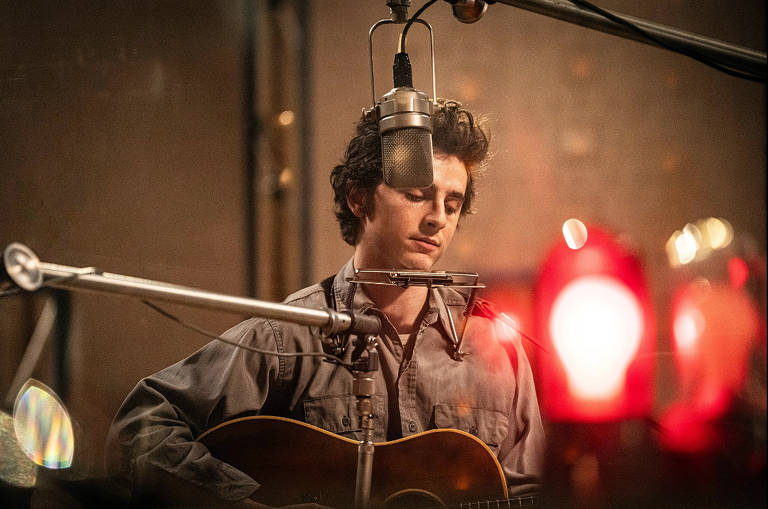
left=352, top=335, right=379, bottom=509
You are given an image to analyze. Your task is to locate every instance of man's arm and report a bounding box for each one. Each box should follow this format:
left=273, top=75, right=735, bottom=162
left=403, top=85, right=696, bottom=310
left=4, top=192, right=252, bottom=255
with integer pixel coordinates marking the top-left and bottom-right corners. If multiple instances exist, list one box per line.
left=105, top=318, right=286, bottom=504
left=497, top=336, right=547, bottom=497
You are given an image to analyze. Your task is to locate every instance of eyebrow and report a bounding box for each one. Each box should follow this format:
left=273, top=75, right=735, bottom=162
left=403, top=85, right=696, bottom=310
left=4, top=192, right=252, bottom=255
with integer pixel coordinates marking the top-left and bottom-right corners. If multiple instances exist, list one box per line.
left=408, top=187, right=465, bottom=202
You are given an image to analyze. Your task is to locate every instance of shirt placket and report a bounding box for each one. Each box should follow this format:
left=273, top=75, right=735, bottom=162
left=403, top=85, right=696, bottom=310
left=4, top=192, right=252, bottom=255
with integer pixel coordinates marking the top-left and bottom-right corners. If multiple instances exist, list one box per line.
left=397, top=308, right=438, bottom=436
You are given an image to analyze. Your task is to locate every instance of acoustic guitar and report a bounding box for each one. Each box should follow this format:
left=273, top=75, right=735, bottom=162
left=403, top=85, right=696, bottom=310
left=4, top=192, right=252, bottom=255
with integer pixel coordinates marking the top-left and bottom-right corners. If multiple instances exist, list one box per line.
left=198, top=416, right=536, bottom=508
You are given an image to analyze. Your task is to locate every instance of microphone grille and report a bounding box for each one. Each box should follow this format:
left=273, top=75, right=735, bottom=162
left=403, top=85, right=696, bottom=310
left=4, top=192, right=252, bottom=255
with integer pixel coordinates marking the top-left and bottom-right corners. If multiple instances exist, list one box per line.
left=382, top=128, right=434, bottom=189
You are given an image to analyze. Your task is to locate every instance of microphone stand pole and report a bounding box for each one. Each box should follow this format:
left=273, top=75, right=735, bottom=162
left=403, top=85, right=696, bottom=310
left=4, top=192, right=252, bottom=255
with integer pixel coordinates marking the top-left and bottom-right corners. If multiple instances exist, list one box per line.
left=2, top=242, right=381, bottom=338
left=493, top=0, right=765, bottom=78
left=351, top=336, right=379, bottom=509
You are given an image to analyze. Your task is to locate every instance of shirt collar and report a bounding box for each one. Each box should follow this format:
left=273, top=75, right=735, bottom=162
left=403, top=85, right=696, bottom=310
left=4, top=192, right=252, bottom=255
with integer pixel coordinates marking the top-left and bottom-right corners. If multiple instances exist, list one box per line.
left=332, top=258, right=374, bottom=314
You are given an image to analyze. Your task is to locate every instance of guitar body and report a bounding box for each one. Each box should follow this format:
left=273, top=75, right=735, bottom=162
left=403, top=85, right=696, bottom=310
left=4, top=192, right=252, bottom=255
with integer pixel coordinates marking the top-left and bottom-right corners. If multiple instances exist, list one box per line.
left=198, top=415, right=509, bottom=508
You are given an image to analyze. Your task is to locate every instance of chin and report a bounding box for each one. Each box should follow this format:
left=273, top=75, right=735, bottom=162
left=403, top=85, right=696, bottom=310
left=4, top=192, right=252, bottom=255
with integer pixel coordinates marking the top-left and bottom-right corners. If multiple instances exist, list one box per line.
left=401, top=255, right=437, bottom=271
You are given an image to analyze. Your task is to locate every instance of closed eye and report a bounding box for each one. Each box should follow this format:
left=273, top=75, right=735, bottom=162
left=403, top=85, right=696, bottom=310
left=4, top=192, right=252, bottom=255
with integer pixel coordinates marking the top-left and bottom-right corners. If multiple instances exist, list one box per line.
left=405, top=192, right=425, bottom=202
left=446, top=199, right=463, bottom=215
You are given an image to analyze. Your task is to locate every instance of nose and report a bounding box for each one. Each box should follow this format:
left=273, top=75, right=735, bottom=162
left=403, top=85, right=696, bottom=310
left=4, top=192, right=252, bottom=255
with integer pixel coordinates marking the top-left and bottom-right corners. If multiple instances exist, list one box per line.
left=424, top=199, right=447, bottom=231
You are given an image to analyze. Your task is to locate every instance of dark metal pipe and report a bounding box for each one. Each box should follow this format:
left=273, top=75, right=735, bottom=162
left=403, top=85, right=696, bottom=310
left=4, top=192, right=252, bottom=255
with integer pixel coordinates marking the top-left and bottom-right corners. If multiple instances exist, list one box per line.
left=298, top=0, right=313, bottom=288
left=242, top=0, right=259, bottom=297
left=494, top=0, right=765, bottom=78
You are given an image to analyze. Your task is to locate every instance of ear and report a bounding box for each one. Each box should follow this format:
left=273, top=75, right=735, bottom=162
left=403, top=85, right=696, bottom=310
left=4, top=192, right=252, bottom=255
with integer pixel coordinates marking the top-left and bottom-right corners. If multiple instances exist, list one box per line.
left=346, top=187, right=367, bottom=218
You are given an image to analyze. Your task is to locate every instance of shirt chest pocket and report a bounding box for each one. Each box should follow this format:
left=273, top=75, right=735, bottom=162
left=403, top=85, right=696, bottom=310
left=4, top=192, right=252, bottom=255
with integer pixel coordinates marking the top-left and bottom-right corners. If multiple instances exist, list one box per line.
left=303, top=394, right=386, bottom=441
left=433, top=404, right=509, bottom=454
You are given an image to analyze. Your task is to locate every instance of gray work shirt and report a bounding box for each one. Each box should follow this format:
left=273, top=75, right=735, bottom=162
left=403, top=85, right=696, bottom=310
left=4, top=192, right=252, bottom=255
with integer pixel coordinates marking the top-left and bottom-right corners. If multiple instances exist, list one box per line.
left=106, top=259, right=545, bottom=502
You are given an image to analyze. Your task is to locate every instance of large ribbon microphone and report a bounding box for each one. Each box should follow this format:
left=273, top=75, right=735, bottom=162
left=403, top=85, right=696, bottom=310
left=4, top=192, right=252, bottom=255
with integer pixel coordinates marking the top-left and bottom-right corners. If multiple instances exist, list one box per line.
left=378, top=52, right=434, bottom=189
left=368, top=1, right=487, bottom=188
left=368, top=3, right=439, bottom=189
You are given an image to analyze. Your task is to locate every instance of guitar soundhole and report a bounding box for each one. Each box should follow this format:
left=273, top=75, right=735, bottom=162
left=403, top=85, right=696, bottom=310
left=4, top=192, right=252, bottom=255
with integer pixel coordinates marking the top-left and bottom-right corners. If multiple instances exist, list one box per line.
left=301, top=492, right=322, bottom=504
left=384, top=489, right=444, bottom=509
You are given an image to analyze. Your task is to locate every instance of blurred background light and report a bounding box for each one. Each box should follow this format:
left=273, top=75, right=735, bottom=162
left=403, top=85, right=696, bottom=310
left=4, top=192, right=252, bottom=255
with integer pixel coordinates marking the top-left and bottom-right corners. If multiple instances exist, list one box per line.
left=666, top=218, right=736, bottom=266
left=535, top=226, right=654, bottom=421
left=550, top=275, right=643, bottom=400
left=13, top=379, right=74, bottom=470
left=700, top=217, right=733, bottom=250
left=560, top=129, right=594, bottom=157
left=669, top=282, right=761, bottom=422
left=728, top=256, right=749, bottom=289
left=277, top=109, right=294, bottom=126
left=676, top=223, right=701, bottom=264
left=562, top=218, right=588, bottom=250
left=672, top=304, right=705, bottom=354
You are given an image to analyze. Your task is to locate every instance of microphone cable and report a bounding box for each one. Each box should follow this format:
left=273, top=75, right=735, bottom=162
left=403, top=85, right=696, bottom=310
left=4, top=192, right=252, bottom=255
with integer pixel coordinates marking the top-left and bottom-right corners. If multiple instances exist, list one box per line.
left=396, top=0, right=764, bottom=82
left=568, top=0, right=765, bottom=83
left=142, top=300, right=353, bottom=368
left=400, top=0, right=440, bottom=53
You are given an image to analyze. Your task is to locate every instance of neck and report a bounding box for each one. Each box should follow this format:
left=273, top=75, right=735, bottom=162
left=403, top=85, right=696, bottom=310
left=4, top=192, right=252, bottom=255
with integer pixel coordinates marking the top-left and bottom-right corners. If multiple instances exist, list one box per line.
left=362, top=284, right=429, bottom=334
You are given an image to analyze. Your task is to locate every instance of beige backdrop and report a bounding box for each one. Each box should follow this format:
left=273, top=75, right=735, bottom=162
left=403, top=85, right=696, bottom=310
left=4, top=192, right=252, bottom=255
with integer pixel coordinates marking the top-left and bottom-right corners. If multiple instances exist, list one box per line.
left=0, top=0, right=764, bottom=489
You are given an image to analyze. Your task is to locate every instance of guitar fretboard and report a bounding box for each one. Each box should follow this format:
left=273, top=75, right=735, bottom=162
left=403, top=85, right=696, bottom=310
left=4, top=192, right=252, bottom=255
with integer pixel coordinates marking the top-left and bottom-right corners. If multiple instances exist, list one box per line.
left=453, top=494, right=537, bottom=508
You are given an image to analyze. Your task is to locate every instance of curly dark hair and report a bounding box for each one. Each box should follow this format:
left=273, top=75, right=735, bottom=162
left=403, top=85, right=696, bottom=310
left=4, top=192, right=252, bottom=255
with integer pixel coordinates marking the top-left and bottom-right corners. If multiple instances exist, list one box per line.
left=330, top=99, right=490, bottom=245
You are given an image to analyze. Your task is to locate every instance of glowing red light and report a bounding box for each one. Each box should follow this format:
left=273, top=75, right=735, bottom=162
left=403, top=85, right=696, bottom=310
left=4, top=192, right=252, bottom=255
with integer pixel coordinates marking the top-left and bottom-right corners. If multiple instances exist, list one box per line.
left=672, top=305, right=705, bottom=354
left=727, top=256, right=749, bottom=288
left=535, top=226, right=654, bottom=421
left=549, top=275, right=643, bottom=400
left=658, top=402, right=721, bottom=454
left=670, top=281, right=761, bottom=424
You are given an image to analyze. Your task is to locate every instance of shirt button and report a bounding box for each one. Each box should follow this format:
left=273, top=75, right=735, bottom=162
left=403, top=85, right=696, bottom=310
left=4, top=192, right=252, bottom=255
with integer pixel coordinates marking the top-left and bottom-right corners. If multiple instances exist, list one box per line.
left=408, top=421, right=417, bottom=433
left=342, top=416, right=351, bottom=427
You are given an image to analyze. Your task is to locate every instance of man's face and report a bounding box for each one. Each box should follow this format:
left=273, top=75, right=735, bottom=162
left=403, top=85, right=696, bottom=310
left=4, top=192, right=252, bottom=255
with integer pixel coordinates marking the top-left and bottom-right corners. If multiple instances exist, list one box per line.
left=353, top=154, right=468, bottom=271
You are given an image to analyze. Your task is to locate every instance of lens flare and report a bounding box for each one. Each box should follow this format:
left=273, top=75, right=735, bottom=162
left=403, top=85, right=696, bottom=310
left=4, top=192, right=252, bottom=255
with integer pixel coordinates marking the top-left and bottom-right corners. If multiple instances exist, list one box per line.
left=13, top=380, right=74, bottom=469
left=494, top=312, right=522, bottom=343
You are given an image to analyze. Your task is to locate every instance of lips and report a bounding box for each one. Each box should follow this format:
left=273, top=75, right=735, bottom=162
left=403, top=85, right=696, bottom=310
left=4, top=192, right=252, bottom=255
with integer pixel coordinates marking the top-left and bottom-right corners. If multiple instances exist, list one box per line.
left=411, top=236, right=440, bottom=251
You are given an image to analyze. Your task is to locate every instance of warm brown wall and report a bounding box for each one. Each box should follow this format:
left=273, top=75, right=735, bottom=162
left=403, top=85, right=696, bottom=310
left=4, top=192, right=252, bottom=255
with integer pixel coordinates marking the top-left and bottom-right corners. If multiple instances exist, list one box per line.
left=1, top=1, right=250, bottom=474
left=0, top=0, right=765, bottom=483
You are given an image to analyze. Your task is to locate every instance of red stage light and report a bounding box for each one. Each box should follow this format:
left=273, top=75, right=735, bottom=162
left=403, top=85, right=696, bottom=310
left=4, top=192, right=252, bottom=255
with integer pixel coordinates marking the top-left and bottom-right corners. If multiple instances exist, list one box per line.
left=535, top=226, right=654, bottom=421
left=670, top=281, right=760, bottom=423
left=549, top=275, right=644, bottom=401
left=727, top=256, right=749, bottom=289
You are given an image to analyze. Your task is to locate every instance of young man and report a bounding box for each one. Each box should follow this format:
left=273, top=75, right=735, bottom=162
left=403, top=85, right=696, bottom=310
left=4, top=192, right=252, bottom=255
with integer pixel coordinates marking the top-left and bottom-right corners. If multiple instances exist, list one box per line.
left=106, top=99, right=545, bottom=507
